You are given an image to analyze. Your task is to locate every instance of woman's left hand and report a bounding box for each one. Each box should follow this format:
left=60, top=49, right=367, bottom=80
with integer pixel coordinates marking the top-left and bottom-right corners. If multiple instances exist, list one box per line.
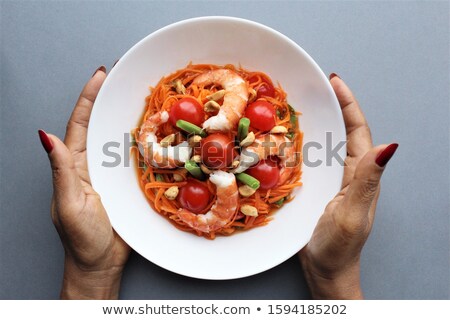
left=39, top=66, right=130, bottom=299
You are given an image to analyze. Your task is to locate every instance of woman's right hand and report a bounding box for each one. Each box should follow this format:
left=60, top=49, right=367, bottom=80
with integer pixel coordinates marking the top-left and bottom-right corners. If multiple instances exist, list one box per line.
left=299, top=73, right=398, bottom=299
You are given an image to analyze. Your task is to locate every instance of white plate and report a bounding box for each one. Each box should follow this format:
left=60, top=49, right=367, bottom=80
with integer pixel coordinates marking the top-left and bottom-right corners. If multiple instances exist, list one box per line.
left=87, top=17, right=345, bottom=280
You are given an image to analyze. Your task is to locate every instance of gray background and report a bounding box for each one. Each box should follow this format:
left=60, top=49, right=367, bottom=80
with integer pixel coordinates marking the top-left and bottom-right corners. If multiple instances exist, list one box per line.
left=1, top=1, right=449, bottom=299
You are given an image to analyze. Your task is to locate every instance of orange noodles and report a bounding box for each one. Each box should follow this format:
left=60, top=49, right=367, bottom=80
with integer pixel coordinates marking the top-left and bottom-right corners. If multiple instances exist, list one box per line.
left=133, top=63, right=303, bottom=240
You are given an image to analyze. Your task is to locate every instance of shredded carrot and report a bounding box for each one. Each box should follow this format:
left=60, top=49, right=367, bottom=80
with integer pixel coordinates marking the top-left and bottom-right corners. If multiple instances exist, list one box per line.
left=132, top=63, right=303, bottom=240
left=144, top=181, right=187, bottom=189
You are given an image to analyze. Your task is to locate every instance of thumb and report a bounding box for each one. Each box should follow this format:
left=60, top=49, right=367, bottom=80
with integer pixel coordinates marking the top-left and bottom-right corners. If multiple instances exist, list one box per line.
left=341, top=143, right=399, bottom=224
left=38, top=130, right=84, bottom=204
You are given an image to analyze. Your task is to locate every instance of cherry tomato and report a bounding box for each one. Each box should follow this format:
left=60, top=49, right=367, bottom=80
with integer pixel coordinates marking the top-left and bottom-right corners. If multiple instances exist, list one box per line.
left=249, top=76, right=276, bottom=99
left=169, top=97, right=205, bottom=127
left=246, top=158, right=280, bottom=190
left=245, top=100, right=276, bottom=132
left=200, top=133, right=234, bottom=169
left=178, top=179, right=212, bottom=214
left=256, top=83, right=276, bottom=99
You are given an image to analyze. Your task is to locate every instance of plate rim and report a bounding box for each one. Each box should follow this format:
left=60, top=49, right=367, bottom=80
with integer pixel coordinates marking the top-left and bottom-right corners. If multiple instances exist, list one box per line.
left=87, top=16, right=346, bottom=280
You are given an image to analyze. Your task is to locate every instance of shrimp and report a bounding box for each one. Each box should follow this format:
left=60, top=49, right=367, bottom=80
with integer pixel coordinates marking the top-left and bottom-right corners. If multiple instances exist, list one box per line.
left=137, top=111, right=191, bottom=168
left=193, top=69, right=249, bottom=132
left=234, top=134, right=297, bottom=185
left=176, top=171, right=238, bottom=233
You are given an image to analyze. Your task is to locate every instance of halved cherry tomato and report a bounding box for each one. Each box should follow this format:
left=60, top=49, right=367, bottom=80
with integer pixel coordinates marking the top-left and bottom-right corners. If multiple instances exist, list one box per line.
left=200, top=133, right=234, bottom=169
left=249, top=75, right=276, bottom=99
left=169, top=97, right=205, bottom=127
left=256, top=83, right=275, bottom=99
left=246, top=158, right=280, bottom=190
left=178, top=179, right=212, bottom=214
left=245, top=100, right=276, bottom=132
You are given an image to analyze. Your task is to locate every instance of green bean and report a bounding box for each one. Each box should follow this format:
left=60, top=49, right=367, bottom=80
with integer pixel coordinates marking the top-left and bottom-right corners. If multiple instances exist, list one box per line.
left=176, top=120, right=206, bottom=137
left=288, top=104, right=297, bottom=126
left=286, top=132, right=295, bottom=140
left=237, top=117, right=250, bottom=142
left=235, top=172, right=260, bottom=190
left=274, top=198, right=285, bottom=206
left=185, top=160, right=206, bottom=180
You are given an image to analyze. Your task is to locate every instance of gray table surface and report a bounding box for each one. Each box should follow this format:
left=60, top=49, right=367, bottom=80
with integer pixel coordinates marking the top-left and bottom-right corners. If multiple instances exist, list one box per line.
left=1, top=1, right=449, bottom=300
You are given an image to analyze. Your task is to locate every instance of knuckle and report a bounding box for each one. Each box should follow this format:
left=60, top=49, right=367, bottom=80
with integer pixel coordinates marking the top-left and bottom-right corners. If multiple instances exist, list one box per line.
left=362, top=124, right=372, bottom=138
left=335, top=213, right=369, bottom=240
left=51, top=167, right=63, bottom=180
left=67, top=114, right=88, bottom=132
left=337, top=216, right=360, bottom=236
left=51, top=165, right=76, bottom=184
left=357, top=176, right=379, bottom=200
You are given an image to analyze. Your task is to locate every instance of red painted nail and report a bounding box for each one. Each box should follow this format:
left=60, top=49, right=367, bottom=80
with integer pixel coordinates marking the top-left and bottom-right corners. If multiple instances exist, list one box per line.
left=38, top=130, right=54, bottom=153
left=92, top=65, right=106, bottom=77
left=375, top=143, right=399, bottom=167
left=329, top=73, right=340, bottom=80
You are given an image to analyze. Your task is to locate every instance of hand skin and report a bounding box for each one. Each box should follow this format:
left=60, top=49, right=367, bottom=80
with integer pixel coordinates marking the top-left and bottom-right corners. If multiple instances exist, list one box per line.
left=39, top=67, right=130, bottom=299
left=298, top=73, right=398, bottom=299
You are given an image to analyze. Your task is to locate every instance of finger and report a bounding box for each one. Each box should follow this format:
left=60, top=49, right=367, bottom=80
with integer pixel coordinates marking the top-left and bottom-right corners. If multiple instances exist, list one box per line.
left=338, top=143, right=398, bottom=232
left=64, top=66, right=107, bottom=156
left=39, top=130, right=85, bottom=205
left=330, top=74, right=372, bottom=158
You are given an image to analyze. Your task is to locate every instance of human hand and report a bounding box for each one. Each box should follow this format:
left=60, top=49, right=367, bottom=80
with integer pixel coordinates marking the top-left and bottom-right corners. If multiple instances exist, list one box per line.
left=299, top=73, right=398, bottom=299
left=39, top=66, right=130, bottom=299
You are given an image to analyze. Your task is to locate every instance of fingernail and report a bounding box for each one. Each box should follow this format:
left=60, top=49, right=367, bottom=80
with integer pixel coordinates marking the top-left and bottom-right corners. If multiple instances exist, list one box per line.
left=38, top=129, right=54, bottom=153
left=375, top=143, right=399, bottom=167
left=92, top=65, right=106, bottom=77
left=113, top=59, right=119, bottom=68
left=329, top=73, right=340, bottom=80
